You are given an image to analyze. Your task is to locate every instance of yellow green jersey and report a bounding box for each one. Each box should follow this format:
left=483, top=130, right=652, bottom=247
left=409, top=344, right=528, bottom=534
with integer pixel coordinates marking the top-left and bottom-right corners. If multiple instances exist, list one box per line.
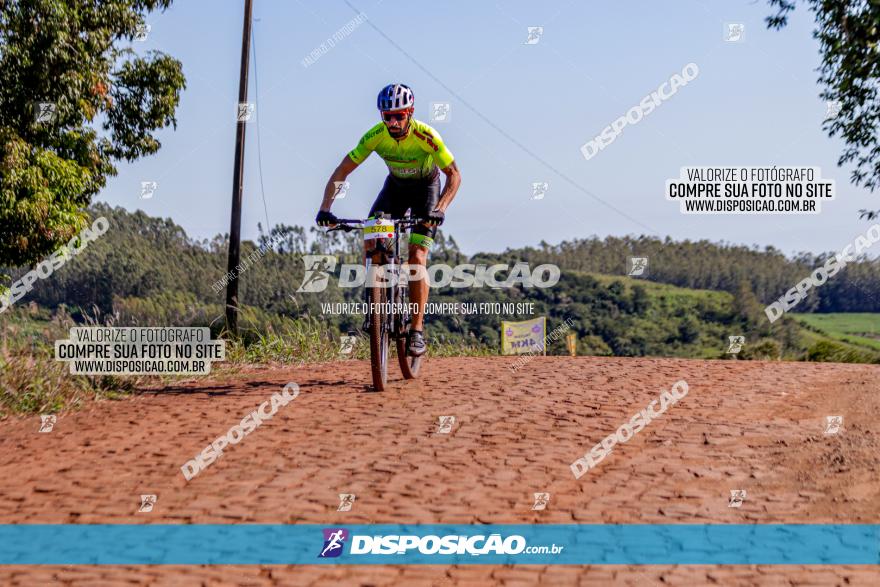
left=347, top=119, right=454, bottom=179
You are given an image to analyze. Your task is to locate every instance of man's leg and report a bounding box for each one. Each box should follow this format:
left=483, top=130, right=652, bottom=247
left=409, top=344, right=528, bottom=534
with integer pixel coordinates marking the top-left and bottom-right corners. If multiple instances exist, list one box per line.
left=405, top=171, right=440, bottom=356
left=405, top=228, right=435, bottom=357
left=407, top=242, right=429, bottom=331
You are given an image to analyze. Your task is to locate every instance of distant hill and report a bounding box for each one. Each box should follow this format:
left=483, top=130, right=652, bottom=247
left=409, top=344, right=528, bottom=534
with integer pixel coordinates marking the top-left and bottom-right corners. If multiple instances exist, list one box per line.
left=471, top=234, right=880, bottom=313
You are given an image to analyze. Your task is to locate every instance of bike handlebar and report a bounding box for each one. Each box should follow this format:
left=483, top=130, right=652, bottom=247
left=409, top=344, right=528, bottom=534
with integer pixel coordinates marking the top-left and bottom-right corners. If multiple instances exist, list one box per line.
left=335, top=217, right=429, bottom=225
left=327, top=216, right=430, bottom=232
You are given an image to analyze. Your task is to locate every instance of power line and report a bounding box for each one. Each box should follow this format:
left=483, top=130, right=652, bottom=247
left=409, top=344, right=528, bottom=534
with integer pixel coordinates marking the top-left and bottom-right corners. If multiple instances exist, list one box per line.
left=251, top=19, right=272, bottom=235
left=342, top=0, right=659, bottom=236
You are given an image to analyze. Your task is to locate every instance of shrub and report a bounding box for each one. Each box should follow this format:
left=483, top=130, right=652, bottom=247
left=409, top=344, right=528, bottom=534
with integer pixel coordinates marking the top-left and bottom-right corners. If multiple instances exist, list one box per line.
left=804, top=340, right=877, bottom=363
left=740, top=338, right=782, bottom=360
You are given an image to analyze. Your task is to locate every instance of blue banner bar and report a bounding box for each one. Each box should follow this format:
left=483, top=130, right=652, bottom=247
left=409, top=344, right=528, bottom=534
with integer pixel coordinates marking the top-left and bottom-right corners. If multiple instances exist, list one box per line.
left=0, top=525, right=876, bottom=565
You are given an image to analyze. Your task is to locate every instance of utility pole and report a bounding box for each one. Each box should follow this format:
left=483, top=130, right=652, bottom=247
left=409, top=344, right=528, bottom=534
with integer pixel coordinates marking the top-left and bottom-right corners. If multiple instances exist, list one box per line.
left=225, top=0, right=253, bottom=337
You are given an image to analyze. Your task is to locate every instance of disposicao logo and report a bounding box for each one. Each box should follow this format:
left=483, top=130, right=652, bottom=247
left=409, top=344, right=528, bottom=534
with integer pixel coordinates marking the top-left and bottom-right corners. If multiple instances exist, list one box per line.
left=319, top=528, right=349, bottom=558
left=316, top=530, right=564, bottom=558
left=297, top=259, right=560, bottom=291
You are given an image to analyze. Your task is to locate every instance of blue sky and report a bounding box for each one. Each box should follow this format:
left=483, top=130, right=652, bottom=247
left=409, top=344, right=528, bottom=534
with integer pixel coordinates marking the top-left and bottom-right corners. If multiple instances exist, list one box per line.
left=98, top=0, right=878, bottom=258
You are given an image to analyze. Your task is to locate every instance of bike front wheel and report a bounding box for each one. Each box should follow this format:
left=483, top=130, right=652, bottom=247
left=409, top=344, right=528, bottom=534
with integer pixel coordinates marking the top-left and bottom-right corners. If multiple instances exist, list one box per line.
left=368, top=285, right=389, bottom=391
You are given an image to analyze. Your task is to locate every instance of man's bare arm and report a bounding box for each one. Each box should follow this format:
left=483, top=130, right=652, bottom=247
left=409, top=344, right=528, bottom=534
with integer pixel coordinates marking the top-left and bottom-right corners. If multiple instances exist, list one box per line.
left=319, top=155, right=359, bottom=212
left=435, top=161, right=461, bottom=212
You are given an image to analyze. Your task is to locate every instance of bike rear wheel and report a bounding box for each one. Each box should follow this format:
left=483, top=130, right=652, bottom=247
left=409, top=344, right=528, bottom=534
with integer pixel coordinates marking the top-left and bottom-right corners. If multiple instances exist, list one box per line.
left=395, top=283, right=422, bottom=379
left=396, top=337, right=422, bottom=379
left=368, top=285, right=389, bottom=391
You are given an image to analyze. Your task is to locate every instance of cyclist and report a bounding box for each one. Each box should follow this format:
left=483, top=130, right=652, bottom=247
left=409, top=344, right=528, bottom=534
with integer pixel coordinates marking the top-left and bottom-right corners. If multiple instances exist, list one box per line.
left=316, top=83, right=461, bottom=357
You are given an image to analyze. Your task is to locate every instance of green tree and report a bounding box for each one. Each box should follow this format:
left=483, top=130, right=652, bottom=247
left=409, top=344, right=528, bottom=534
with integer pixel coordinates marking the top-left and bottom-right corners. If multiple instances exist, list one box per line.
left=766, top=1, right=880, bottom=217
left=731, top=279, right=768, bottom=333
left=0, top=0, right=185, bottom=268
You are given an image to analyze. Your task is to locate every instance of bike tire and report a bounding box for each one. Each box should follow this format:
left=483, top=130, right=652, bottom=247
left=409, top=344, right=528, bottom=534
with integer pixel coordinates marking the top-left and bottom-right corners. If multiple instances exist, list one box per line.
left=395, top=283, right=422, bottom=379
left=396, top=337, right=422, bottom=379
left=368, top=285, right=389, bottom=391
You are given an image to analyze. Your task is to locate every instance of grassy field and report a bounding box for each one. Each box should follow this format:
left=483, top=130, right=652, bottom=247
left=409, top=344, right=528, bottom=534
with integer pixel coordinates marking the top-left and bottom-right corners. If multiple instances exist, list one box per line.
left=794, top=313, right=880, bottom=351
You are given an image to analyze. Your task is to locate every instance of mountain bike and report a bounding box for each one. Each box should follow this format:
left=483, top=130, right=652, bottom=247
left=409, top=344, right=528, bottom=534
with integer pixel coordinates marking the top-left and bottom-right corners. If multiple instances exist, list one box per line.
left=329, top=213, right=425, bottom=391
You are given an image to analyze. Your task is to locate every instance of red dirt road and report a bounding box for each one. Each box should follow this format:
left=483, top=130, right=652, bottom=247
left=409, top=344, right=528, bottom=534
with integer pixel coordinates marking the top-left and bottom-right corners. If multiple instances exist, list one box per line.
left=1, top=356, right=879, bottom=585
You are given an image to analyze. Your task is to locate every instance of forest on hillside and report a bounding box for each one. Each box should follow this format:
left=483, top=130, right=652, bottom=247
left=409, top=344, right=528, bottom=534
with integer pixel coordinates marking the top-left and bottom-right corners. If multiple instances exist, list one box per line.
left=5, top=204, right=878, bottom=311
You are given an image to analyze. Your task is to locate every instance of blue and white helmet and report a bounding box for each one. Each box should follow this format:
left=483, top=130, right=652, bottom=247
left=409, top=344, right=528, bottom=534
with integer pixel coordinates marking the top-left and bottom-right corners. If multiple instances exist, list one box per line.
left=377, top=83, right=414, bottom=111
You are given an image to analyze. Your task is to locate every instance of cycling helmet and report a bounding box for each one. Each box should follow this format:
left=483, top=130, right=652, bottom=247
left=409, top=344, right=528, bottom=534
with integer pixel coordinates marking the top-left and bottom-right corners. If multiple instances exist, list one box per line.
left=377, top=83, right=414, bottom=111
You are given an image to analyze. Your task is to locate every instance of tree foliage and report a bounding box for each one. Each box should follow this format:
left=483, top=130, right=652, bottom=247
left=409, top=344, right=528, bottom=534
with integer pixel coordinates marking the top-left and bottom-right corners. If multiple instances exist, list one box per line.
left=766, top=0, right=880, bottom=217
left=0, top=0, right=185, bottom=267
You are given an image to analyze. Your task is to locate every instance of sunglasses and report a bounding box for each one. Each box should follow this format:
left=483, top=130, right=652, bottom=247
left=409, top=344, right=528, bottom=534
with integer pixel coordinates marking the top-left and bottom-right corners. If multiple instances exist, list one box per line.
left=382, top=111, right=409, bottom=122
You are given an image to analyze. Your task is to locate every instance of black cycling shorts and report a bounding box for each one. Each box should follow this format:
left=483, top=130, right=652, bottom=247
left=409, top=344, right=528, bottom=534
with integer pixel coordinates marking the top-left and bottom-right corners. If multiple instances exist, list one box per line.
left=368, top=169, right=440, bottom=242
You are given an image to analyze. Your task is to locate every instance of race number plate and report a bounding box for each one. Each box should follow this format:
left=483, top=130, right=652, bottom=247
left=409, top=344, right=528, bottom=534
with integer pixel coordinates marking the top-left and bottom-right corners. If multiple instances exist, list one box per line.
left=363, top=218, right=395, bottom=240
